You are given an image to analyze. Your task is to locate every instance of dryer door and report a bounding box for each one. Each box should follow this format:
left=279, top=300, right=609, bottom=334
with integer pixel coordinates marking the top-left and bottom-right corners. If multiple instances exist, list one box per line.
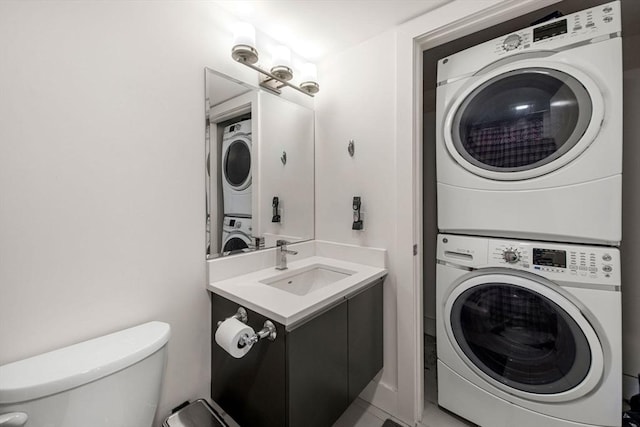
left=443, top=271, right=604, bottom=402
left=443, top=62, right=604, bottom=181
left=223, top=137, right=252, bottom=191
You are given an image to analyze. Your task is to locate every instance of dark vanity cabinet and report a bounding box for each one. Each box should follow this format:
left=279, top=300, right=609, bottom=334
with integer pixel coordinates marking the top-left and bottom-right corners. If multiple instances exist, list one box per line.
left=210, top=278, right=383, bottom=427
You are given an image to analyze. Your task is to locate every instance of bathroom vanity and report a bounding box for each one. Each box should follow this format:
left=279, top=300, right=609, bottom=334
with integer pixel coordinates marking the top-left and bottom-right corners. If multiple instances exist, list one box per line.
left=207, top=255, right=386, bottom=427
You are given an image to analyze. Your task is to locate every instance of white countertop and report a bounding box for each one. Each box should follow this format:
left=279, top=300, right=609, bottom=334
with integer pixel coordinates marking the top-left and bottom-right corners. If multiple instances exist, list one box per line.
left=207, top=255, right=387, bottom=328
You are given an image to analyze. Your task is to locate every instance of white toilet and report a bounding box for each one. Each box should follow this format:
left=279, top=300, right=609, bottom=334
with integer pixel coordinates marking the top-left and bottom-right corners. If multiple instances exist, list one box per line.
left=0, top=321, right=170, bottom=427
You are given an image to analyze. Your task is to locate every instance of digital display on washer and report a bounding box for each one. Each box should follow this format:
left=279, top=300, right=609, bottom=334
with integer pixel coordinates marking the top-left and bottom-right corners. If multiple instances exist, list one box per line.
left=533, top=248, right=567, bottom=268
left=533, top=19, right=568, bottom=42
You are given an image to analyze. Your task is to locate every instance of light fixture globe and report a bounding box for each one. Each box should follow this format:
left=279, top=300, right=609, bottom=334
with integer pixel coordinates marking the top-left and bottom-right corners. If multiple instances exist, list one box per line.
left=299, top=63, right=319, bottom=94
left=270, top=65, right=293, bottom=81
left=232, top=44, right=259, bottom=64
left=300, top=80, right=319, bottom=94
left=270, top=45, right=293, bottom=81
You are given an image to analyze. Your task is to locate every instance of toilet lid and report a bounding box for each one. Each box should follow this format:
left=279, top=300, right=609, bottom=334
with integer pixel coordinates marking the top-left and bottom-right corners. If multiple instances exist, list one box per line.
left=0, top=321, right=170, bottom=404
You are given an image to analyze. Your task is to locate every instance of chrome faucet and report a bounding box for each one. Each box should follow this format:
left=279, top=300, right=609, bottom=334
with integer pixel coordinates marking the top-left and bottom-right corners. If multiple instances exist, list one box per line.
left=275, top=240, right=298, bottom=270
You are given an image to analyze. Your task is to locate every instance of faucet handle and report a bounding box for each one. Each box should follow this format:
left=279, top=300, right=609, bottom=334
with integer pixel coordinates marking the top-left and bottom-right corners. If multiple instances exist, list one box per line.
left=276, top=239, right=290, bottom=247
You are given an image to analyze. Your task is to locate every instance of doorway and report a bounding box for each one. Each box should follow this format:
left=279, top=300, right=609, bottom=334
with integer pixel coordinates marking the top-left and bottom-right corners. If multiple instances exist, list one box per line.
left=420, top=0, right=608, bottom=422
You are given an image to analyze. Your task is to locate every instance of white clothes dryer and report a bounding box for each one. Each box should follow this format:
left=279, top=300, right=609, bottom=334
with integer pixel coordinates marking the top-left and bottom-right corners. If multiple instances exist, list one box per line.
left=221, top=216, right=253, bottom=255
left=222, top=119, right=252, bottom=217
left=436, top=2, right=623, bottom=246
left=436, top=233, right=621, bottom=427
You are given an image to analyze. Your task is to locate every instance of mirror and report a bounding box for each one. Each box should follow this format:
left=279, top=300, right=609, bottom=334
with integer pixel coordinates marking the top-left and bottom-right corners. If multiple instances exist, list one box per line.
left=205, top=68, right=315, bottom=259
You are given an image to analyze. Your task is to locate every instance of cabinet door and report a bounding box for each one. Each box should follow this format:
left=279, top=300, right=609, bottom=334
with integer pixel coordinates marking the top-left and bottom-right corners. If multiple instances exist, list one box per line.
left=348, top=280, right=384, bottom=401
left=288, top=302, right=349, bottom=427
left=211, top=294, right=287, bottom=427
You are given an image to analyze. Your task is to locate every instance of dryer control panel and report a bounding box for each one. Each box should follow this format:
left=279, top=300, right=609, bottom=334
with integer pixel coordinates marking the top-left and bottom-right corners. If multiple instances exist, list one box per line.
left=437, top=1, right=621, bottom=83
left=492, top=1, right=620, bottom=56
left=437, top=234, right=620, bottom=287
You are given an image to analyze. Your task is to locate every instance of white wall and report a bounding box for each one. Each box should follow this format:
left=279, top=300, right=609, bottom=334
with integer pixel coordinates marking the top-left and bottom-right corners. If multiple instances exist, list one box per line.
left=315, top=28, right=399, bottom=403
left=314, top=2, right=517, bottom=422
left=0, top=1, right=264, bottom=423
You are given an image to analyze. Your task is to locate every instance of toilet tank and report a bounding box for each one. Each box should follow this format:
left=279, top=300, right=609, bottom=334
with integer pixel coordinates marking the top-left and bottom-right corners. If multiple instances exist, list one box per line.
left=0, top=321, right=170, bottom=427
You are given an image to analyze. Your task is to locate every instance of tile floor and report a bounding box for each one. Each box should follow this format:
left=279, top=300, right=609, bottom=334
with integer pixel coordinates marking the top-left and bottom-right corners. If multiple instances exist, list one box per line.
left=332, top=335, right=476, bottom=427
left=331, top=397, right=474, bottom=427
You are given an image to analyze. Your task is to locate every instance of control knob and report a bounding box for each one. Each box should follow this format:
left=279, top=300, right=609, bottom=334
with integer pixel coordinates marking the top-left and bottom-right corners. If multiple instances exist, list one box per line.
left=502, top=249, right=521, bottom=264
left=502, top=34, right=522, bottom=51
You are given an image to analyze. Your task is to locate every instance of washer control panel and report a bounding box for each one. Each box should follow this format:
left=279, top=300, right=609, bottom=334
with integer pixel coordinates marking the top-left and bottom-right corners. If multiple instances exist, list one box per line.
left=437, top=234, right=620, bottom=286
left=488, top=240, right=618, bottom=283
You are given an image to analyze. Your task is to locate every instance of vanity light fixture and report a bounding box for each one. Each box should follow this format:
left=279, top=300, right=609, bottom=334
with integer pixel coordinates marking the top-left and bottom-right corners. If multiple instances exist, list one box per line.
left=271, top=45, right=293, bottom=81
left=230, top=23, right=319, bottom=97
left=231, top=22, right=258, bottom=64
left=299, top=63, right=320, bottom=95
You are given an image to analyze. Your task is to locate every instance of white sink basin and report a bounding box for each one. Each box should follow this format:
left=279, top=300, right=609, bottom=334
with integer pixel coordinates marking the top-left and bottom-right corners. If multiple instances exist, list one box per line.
left=260, top=264, right=355, bottom=296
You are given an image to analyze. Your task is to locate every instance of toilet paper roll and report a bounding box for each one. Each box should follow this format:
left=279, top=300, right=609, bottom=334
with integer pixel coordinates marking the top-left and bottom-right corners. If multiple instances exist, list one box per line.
left=215, top=318, right=255, bottom=358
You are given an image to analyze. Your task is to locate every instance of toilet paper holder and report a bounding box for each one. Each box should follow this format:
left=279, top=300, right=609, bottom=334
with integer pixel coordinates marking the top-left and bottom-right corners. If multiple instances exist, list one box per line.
left=216, top=307, right=277, bottom=345
left=238, top=320, right=277, bottom=348
left=217, top=307, right=248, bottom=327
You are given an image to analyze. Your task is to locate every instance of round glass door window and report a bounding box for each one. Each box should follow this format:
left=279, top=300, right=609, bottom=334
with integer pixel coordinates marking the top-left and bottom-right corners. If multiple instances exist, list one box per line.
left=450, top=282, right=592, bottom=394
left=451, top=68, right=593, bottom=173
left=223, top=236, right=249, bottom=254
left=224, top=140, right=251, bottom=189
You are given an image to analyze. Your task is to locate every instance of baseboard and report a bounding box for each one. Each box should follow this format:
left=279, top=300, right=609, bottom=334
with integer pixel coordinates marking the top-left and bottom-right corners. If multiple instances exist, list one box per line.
left=358, top=378, right=399, bottom=421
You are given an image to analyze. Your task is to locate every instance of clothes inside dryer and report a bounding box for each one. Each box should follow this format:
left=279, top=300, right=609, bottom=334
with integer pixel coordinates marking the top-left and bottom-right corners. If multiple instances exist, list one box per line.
left=223, top=139, right=251, bottom=188
left=452, top=68, right=591, bottom=172
left=221, top=119, right=252, bottom=217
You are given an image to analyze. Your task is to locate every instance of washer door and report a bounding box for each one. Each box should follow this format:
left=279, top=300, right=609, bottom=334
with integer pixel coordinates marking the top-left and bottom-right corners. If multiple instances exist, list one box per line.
left=443, top=271, right=604, bottom=402
left=222, top=233, right=251, bottom=254
left=223, top=137, right=252, bottom=191
left=443, top=61, right=604, bottom=181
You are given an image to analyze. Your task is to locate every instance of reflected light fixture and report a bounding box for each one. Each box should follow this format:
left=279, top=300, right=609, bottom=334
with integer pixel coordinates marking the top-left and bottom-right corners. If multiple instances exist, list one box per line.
left=230, top=22, right=319, bottom=97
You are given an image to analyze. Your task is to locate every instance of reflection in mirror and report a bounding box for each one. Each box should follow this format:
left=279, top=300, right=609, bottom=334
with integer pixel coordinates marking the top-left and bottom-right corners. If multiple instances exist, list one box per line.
left=205, top=68, right=315, bottom=259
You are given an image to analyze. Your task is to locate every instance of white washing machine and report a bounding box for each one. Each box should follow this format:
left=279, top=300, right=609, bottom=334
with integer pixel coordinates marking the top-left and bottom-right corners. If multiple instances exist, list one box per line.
left=221, top=216, right=253, bottom=255
left=436, top=233, right=621, bottom=427
left=435, top=1, right=623, bottom=246
left=222, top=119, right=252, bottom=217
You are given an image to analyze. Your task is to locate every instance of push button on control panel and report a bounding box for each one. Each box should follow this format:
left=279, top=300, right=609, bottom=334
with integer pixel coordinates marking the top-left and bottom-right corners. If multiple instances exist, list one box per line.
left=602, top=265, right=613, bottom=273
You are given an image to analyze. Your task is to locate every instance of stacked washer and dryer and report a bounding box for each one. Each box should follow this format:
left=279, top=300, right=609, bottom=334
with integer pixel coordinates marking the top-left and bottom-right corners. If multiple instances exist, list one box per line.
left=434, top=2, right=623, bottom=426
left=220, top=119, right=254, bottom=254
